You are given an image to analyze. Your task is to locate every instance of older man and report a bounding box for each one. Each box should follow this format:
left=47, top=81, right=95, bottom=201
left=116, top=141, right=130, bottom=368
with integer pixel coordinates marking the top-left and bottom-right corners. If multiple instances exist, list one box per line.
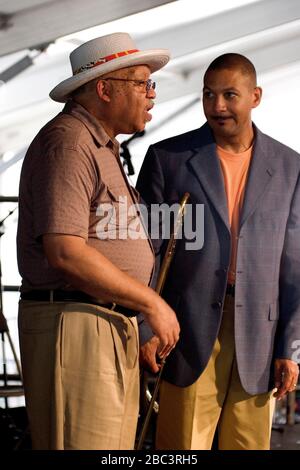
left=17, top=32, right=179, bottom=450
left=137, top=53, right=300, bottom=450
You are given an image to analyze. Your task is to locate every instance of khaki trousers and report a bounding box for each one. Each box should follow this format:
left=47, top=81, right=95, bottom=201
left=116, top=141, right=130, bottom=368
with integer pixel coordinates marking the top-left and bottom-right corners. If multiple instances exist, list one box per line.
left=18, top=300, right=139, bottom=450
left=156, top=295, right=275, bottom=450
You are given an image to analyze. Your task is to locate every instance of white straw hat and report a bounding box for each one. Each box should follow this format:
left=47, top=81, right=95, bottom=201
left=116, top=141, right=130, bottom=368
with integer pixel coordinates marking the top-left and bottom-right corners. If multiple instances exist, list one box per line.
left=50, top=32, right=170, bottom=102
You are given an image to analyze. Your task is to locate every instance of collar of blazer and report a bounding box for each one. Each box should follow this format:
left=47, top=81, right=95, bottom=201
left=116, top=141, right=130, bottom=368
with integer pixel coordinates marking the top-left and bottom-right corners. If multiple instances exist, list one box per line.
left=188, top=122, right=275, bottom=231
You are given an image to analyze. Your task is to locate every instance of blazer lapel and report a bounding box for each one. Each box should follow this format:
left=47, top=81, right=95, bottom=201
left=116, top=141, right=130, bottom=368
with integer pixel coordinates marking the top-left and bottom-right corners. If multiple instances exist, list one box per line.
left=240, top=126, right=275, bottom=229
left=188, top=127, right=230, bottom=230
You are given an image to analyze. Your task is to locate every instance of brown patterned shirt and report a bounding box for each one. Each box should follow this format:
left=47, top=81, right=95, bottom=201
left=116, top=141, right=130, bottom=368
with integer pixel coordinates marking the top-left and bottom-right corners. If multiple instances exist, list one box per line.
left=17, top=101, right=154, bottom=291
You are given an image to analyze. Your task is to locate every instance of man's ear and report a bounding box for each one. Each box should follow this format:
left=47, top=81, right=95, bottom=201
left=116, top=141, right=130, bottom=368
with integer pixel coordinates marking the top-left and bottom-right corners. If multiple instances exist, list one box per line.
left=252, top=86, right=262, bottom=109
left=96, top=79, right=111, bottom=102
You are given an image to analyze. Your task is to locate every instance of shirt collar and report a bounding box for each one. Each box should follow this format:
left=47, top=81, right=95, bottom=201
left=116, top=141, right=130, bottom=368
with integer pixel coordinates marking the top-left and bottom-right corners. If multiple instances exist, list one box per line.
left=62, top=100, right=120, bottom=155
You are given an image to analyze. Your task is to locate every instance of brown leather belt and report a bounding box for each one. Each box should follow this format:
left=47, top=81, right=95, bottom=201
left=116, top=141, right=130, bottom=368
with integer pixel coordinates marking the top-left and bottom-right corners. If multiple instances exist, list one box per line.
left=20, top=290, right=138, bottom=317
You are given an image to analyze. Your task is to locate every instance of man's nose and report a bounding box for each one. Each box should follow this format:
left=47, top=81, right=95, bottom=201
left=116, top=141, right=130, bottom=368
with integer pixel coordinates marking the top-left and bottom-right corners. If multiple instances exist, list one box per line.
left=147, top=87, right=156, bottom=99
left=214, top=95, right=227, bottom=113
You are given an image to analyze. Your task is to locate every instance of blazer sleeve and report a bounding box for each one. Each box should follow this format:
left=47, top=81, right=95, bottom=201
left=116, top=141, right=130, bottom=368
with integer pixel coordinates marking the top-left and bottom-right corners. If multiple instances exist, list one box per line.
left=136, top=145, right=166, bottom=346
left=277, top=172, right=300, bottom=362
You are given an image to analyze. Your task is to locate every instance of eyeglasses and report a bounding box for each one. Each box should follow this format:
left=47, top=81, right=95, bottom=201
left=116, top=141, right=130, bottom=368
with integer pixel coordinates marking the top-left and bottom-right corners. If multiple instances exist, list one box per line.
left=102, top=77, right=156, bottom=93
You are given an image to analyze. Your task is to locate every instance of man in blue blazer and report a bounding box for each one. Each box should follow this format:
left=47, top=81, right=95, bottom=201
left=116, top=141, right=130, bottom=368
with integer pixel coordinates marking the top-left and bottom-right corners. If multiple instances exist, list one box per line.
left=136, top=53, right=300, bottom=449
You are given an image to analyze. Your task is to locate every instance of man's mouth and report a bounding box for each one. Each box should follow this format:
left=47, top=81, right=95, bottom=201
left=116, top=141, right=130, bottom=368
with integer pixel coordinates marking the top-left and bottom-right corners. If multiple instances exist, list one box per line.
left=145, top=104, right=154, bottom=122
left=212, top=115, right=233, bottom=124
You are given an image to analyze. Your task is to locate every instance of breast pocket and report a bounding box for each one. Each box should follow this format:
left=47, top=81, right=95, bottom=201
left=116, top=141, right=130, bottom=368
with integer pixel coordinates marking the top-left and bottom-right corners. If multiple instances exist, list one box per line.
left=257, top=210, right=284, bottom=231
left=95, top=186, right=137, bottom=239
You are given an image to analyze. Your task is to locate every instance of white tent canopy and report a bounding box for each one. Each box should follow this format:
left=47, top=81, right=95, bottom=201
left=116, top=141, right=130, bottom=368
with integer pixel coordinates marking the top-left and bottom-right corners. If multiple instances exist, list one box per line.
left=0, top=0, right=174, bottom=56
left=0, top=0, right=300, bottom=158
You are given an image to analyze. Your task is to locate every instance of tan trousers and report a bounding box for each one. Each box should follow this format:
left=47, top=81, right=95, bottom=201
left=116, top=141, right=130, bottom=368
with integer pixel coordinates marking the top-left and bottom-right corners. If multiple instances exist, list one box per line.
left=156, top=295, right=275, bottom=450
left=18, top=300, right=139, bottom=450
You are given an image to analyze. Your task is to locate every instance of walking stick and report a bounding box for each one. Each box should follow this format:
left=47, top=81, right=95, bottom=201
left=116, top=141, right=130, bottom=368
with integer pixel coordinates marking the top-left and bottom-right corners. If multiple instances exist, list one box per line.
left=136, top=192, right=190, bottom=450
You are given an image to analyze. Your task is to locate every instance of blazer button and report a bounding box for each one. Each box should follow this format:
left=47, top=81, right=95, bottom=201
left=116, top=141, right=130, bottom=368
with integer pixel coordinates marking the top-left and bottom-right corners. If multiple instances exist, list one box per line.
left=211, top=301, right=223, bottom=309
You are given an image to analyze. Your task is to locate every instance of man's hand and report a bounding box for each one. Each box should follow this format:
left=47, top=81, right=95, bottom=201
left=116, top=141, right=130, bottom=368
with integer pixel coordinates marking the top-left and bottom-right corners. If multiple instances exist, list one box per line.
left=274, top=358, right=299, bottom=400
left=140, top=336, right=160, bottom=373
left=143, top=296, right=180, bottom=359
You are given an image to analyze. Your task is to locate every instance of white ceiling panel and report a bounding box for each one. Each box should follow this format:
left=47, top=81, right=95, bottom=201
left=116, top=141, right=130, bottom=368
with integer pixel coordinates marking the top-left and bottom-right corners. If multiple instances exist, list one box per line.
left=0, top=0, right=51, bottom=14
left=138, top=0, right=300, bottom=60
left=0, top=0, right=300, bottom=157
left=0, top=0, right=175, bottom=57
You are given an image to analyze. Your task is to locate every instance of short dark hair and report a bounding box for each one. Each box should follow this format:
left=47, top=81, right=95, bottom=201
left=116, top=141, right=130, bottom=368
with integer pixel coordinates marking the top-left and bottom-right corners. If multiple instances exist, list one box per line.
left=204, top=53, right=257, bottom=85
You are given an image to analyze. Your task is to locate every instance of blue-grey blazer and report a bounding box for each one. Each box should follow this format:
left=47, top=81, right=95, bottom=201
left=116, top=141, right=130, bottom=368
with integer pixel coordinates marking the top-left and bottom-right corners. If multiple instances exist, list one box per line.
left=136, top=123, right=300, bottom=395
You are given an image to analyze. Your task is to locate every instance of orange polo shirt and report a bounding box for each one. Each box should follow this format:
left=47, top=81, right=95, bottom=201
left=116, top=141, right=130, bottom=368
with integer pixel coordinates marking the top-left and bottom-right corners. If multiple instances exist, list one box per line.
left=217, top=145, right=253, bottom=284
